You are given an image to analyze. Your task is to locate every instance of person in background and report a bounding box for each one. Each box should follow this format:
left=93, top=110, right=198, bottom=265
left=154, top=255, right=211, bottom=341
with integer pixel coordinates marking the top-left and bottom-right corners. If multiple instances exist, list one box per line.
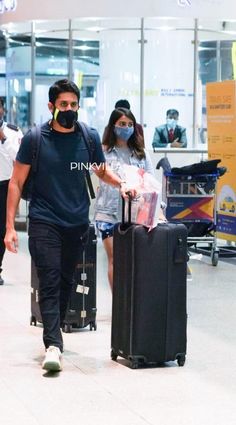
left=94, top=107, right=154, bottom=291
left=152, top=109, right=187, bottom=148
left=102, top=99, right=145, bottom=146
left=0, top=97, right=23, bottom=285
left=4, top=79, right=136, bottom=372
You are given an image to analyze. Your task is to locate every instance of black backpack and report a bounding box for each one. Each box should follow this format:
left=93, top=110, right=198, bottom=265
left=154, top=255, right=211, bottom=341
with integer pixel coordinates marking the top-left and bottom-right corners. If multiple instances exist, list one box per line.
left=21, top=125, right=41, bottom=201
left=21, top=121, right=96, bottom=201
left=171, top=159, right=222, bottom=175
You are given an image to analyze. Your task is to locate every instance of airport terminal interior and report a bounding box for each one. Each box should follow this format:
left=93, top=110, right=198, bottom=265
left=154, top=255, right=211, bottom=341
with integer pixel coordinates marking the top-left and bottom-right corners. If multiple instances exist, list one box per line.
left=1, top=1, right=236, bottom=424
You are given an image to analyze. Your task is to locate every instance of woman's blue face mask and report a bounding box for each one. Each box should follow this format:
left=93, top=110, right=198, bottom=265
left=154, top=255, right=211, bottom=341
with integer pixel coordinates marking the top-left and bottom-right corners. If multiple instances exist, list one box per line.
left=114, top=126, right=134, bottom=141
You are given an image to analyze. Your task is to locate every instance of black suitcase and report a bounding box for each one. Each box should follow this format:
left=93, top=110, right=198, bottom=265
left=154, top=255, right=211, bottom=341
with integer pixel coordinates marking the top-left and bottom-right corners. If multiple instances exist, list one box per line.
left=30, top=224, right=97, bottom=333
left=111, top=201, right=188, bottom=369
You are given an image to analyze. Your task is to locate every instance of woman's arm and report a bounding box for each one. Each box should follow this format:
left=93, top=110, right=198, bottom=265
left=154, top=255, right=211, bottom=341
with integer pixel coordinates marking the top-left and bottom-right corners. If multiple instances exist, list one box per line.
left=144, top=149, right=155, bottom=175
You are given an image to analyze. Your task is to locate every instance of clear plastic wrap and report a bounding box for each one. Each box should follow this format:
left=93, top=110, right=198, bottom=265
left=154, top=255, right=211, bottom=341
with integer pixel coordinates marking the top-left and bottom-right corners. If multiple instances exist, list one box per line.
left=123, top=164, right=162, bottom=228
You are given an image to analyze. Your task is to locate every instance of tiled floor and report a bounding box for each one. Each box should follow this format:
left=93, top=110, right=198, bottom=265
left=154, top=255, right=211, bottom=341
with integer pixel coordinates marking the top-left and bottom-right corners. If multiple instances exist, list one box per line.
left=0, top=231, right=236, bottom=425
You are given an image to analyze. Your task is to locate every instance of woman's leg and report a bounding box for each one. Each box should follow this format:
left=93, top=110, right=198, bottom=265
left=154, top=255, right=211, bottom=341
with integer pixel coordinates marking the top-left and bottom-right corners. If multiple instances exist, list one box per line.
left=103, top=236, right=114, bottom=290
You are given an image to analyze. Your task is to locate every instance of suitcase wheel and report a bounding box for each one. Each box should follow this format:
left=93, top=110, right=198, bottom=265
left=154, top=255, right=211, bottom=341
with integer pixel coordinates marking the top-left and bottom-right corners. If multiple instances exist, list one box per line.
left=62, top=323, right=73, bottom=333
left=30, top=315, right=37, bottom=326
left=177, top=354, right=186, bottom=367
left=211, top=250, right=219, bottom=266
left=130, top=361, right=139, bottom=369
left=128, top=356, right=145, bottom=369
left=89, top=321, right=97, bottom=331
left=111, top=349, right=118, bottom=361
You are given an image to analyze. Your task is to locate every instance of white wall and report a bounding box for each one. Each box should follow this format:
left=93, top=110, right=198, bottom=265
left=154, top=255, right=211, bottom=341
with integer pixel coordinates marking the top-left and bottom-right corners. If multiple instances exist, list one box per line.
left=97, top=31, right=140, bottom=136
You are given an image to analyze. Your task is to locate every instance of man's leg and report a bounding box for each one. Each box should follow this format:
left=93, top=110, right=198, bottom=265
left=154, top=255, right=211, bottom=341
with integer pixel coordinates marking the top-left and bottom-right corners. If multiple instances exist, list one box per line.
left=103, top=236, right=113, bottom=290
left=0, top=181, right=9, bottom=284
left=28, top=221, right=63, bottom=352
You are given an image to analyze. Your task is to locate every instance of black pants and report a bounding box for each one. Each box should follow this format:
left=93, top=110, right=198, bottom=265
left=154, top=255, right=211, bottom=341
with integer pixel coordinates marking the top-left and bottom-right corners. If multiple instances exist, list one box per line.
left=28, top=220, right=89, bottom=352
left=0, top=180, right=9, bottom=275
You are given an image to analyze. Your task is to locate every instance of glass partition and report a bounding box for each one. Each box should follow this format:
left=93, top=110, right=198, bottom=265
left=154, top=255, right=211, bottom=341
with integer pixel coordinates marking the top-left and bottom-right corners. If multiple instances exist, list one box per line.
left=4, top=22, right=32, bottom=133
left=2, top=17, right=236, bottom=145
left=72, top=19, right=100, bottom=129
left=198, top=19, right=236, bottom=145
left=73, top=18, right=141, bottom=137
left=143, top=18, right=195, bottom=149
left=34, top=20, right=69, bottom=125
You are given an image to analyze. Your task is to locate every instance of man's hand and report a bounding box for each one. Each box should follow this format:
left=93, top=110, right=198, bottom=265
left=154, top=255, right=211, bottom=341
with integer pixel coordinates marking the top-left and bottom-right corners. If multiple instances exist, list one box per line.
left=4, top=229, right=18, bottom=253
left=119, top=182, right=137, bottom=199
left=171, top=139, right=182, bottom=148
left=0, top=127, right=6, bottom=142
left=93, top=163, right=137, bottom=198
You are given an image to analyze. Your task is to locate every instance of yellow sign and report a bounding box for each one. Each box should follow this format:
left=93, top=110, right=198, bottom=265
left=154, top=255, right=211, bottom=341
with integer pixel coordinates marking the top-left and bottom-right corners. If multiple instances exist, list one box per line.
left=206, top=80, right=236, bottom=241
left=232, top=42, right=236, bottom=80
left=75, top=71, right=83, bottom=89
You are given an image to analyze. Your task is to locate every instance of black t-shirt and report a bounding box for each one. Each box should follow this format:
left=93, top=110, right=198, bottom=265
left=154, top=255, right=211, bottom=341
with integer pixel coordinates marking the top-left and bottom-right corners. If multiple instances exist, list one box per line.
left=16, top=122, right=105, bottom=227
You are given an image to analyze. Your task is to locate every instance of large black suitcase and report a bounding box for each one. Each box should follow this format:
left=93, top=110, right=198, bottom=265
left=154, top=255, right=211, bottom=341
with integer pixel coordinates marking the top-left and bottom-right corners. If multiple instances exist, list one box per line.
left=111, top=209, right=188, bottom=369
left=30, top=224, right=97, bottom=333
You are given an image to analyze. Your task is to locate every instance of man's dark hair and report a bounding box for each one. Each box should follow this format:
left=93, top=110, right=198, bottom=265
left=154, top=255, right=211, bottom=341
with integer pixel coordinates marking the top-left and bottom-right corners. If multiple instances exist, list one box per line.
left=166, top=109, right=179, bottom=117
left=0, top=97, right=4, bottom=108
left=115, top=99, right=130, bottom=110
left=48, top=79, right=80, bottom=104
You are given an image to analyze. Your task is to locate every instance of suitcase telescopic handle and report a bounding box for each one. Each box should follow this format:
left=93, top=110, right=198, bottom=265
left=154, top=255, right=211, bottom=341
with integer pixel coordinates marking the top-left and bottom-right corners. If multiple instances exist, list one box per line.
left=121, top=194, right=132, bottom=225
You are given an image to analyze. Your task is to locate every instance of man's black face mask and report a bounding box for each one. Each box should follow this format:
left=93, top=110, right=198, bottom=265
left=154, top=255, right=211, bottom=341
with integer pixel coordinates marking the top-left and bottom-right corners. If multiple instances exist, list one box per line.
left=53, top=108, right=78, bottom=129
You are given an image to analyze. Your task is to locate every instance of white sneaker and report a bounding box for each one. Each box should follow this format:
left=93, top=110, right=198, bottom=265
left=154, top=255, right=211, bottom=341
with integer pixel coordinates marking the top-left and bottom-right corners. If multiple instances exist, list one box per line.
left=42, top=346, right=62, bottom=371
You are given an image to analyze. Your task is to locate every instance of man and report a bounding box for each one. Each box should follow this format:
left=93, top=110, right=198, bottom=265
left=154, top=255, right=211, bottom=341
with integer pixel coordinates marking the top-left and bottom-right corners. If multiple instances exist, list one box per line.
left=4, top=79, right=135, bottom=372
left=152, top=109, right=187, bottom=148
left=0, top=97, right=22, bottom=285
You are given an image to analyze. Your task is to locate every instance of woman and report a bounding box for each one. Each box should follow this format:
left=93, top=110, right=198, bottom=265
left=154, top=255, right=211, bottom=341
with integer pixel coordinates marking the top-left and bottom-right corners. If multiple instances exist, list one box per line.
left=94, top=107, right=154, bottom=290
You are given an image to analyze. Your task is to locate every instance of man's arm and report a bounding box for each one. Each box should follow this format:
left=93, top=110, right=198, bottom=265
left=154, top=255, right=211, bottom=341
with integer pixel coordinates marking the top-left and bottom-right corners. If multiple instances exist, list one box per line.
left=179, top=128, right=187, bottom=147
left=171, top=127, right=187, bottom=148
left=4, top=161, right=31, bottom=253
left=152, top=127, right=166, bottom=148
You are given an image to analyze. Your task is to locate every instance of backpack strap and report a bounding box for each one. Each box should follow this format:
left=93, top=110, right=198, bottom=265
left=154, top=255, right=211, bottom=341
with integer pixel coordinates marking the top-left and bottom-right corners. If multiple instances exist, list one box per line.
left=30, top=125, right=41, bottom=173
left=21, top=125, right=41, bottom=201
left=78, top=121, right=95, bottom=162
left=77, top=121, right=96, bottom=200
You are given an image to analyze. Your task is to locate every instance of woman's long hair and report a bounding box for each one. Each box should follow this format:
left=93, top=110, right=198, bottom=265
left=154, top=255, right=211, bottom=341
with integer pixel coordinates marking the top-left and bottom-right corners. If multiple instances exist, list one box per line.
left=102, top=107, right=145, bottom=159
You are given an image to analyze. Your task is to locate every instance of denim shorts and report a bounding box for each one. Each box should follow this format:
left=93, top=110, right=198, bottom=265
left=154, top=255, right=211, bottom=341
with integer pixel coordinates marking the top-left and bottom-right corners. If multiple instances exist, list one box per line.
left=95, top=221, right=115, bottom=240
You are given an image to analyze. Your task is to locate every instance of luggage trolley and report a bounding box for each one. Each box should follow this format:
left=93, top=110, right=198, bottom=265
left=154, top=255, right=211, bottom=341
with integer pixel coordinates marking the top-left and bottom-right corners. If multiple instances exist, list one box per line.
left=163, top=171, right=220, bottom=266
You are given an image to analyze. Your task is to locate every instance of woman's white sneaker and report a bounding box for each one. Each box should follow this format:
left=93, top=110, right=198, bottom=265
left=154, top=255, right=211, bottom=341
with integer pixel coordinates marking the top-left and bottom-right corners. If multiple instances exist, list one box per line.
left=42, top=346, right=62, bottom=371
